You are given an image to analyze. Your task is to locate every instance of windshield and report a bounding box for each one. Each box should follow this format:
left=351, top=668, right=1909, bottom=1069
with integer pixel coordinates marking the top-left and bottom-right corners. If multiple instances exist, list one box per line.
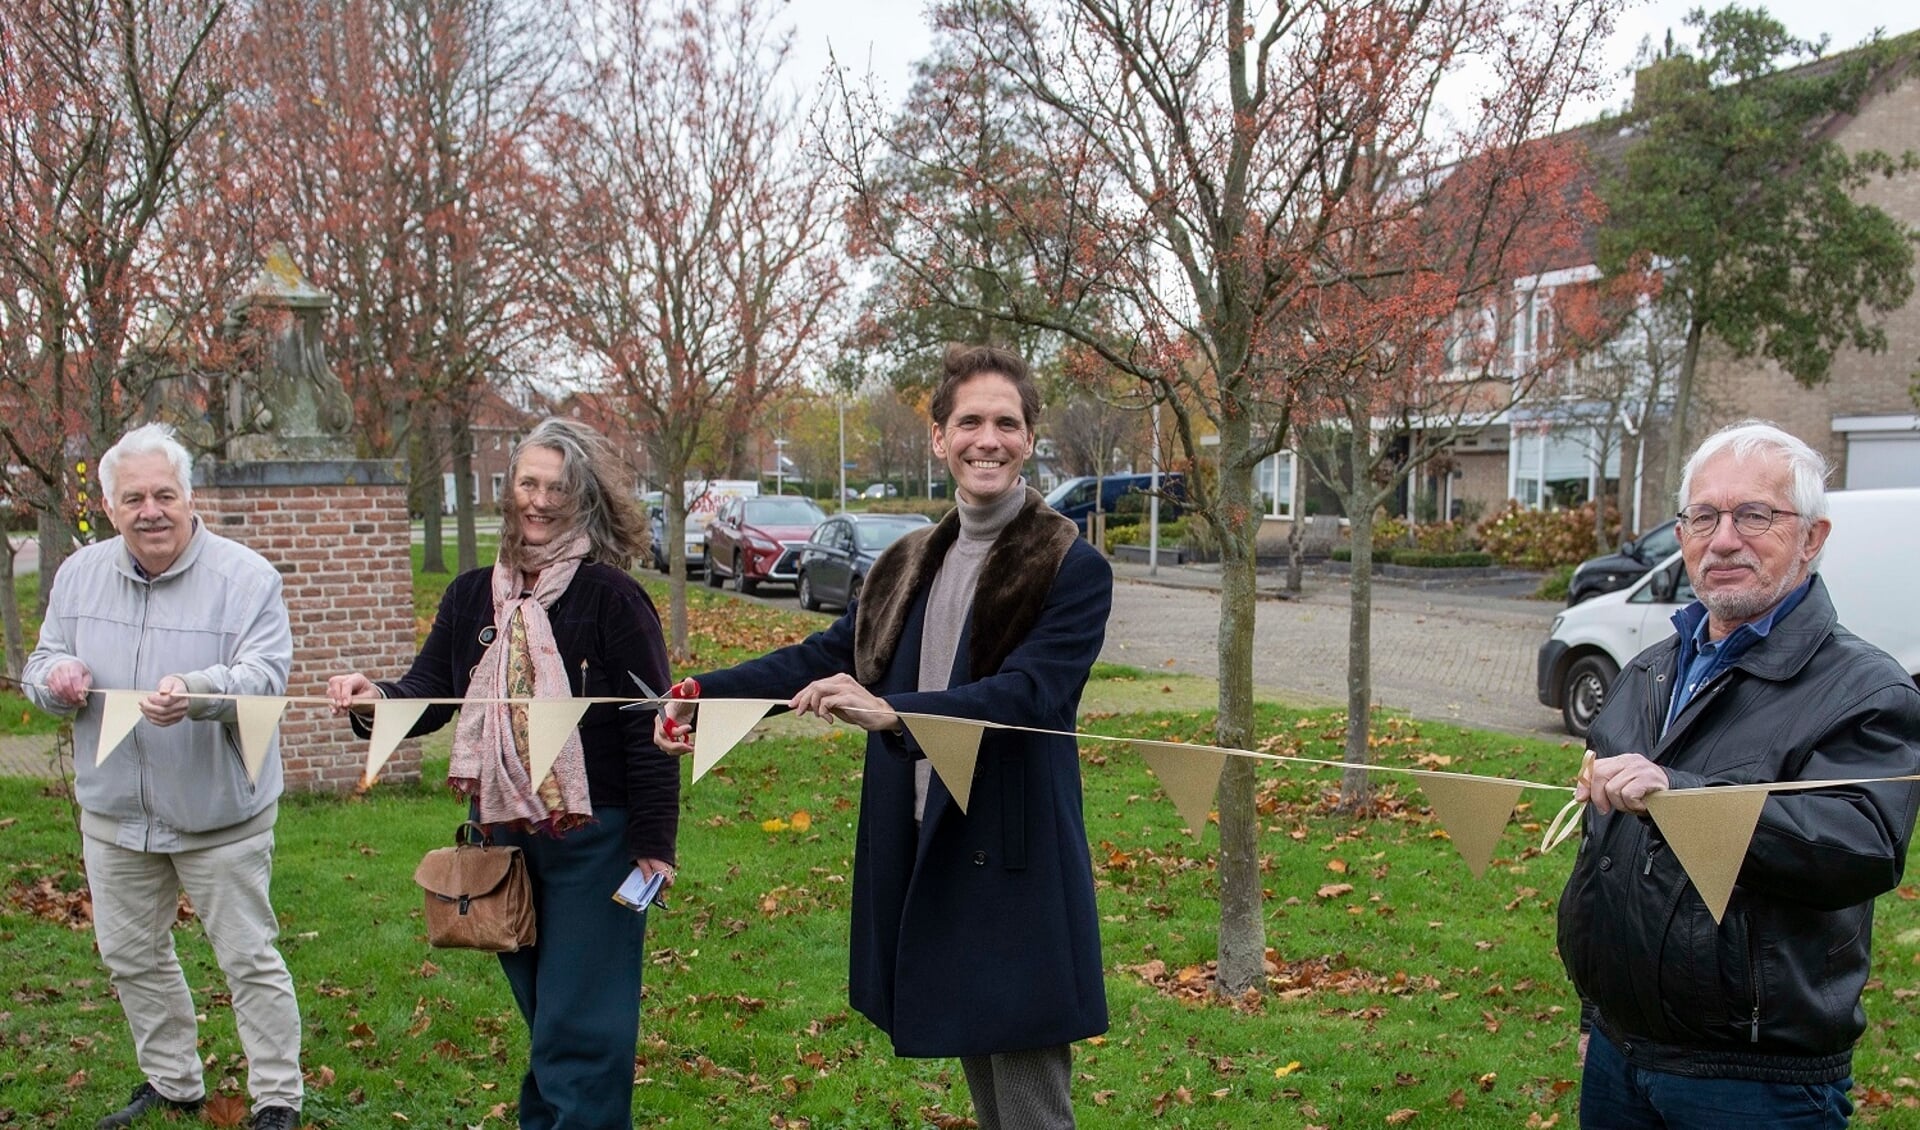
left=744, top=498, right=825, bottom=526
left=1045, top=479, right=1095, bottom=509
left=857, top=520, right=923, bottom=551
left=1639, top=522, right=1681, bottom=560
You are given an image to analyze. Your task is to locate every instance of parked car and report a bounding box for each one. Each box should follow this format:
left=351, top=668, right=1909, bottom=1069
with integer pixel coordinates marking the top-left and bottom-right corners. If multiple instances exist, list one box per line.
left=794, top=513, right=933, bottom=611
left=1538, top=487, right=1920, bottom=738
left=704, top=495, right=827, bottom=593
left=1565, top=520, right=1682, bottom=605
left=1044, top=473, right=1185, bottom=537
left=860, top=482, right=899, bottom=499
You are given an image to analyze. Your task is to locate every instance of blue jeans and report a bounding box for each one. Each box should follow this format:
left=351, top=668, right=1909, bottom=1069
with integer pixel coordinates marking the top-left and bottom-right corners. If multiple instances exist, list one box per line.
left=492, top=811, right=648, bottom=1130
left=1581, top=1028, right=1853, bottom=1129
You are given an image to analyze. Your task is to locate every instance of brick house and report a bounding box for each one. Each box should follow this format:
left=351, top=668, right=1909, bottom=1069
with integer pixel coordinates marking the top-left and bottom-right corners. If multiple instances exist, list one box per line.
left=1461, top=36, right=1920, bottom=536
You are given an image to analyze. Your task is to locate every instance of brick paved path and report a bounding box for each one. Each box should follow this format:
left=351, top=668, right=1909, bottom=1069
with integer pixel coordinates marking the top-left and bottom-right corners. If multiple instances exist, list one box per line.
left=1102, top=563, right=1564, bottom=737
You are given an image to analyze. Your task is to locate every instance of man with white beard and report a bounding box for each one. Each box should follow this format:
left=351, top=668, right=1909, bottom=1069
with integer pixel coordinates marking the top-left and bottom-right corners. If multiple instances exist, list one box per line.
left=1555, top=420, right=1920, bottom=1129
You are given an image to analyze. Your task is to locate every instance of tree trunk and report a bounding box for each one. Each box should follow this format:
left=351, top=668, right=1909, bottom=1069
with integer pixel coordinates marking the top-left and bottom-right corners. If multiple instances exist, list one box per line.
left=1, top=533, right=24, bottom=677
left=1615, top=426, right=1639, bottom=537
left=36, top=508, right=70, bottom=616
left=1592, top=431, right=1612, bottom=553
left=412, top=422, right=448, bottom=575
left=664, top=461, right=694, bottom=662
left=1213, top=424, right=1267, bottom=999
left=1284, top=458, right=1305, bottom=593
left=451, top=413, right=479, bottom=574
left=1340, top=419, right=1375, bottom=812
left=1660, top=316, right=1706, bottom=510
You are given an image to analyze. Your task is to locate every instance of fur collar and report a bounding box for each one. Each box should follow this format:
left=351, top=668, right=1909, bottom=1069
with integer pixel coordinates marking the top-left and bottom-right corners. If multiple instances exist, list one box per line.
left=854, top=487, right=1079, bottom=685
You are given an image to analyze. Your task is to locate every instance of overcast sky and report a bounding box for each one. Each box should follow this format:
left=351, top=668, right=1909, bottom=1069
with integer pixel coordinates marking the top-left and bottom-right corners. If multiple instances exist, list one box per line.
left=774, top=0, right=1910, bottom=125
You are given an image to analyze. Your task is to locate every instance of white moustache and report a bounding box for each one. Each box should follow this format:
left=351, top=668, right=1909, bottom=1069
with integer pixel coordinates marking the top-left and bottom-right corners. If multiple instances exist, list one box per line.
left=1702, top=551, right=1758, bottom=571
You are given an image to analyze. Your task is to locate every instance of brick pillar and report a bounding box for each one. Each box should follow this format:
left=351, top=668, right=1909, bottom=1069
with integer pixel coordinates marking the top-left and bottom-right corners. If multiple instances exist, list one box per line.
left=194, top=460, right=420, bottom=792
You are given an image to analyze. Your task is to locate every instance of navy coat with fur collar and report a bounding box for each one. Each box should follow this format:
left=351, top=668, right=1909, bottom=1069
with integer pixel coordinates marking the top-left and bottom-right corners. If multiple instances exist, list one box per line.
left=695, top=489, right=1111, bottom=1057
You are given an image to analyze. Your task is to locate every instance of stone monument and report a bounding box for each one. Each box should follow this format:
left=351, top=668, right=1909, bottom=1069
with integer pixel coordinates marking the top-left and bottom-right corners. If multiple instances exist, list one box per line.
left=191, top=247, right=421, bottom=790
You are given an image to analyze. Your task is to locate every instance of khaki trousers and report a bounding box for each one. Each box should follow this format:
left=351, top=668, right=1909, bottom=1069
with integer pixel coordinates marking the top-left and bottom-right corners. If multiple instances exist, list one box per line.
left=84, top=828, right=303, bottom=1114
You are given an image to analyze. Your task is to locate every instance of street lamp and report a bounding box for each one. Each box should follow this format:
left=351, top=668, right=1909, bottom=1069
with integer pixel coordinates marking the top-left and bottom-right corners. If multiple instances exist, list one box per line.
left=773, top=437, right=787, bottom=496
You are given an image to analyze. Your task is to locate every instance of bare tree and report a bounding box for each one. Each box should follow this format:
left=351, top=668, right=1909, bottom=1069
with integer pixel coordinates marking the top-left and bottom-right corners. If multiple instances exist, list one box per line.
left=0, top=0, right=235, bottom=622
left=831, top=0, right=1616, bottom=996
left=545, top=0, right=844, bottom=658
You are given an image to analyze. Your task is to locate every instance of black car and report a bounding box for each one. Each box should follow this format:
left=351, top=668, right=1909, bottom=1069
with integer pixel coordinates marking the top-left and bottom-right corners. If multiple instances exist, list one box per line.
left=795, top=513, right=933, bottom=611
left=1566, top=520, right=1681, bottom=605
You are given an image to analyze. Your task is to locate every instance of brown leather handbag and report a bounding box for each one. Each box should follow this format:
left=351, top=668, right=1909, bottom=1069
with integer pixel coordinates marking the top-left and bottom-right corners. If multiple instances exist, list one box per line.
left=413, top=822, right=536, bottom=952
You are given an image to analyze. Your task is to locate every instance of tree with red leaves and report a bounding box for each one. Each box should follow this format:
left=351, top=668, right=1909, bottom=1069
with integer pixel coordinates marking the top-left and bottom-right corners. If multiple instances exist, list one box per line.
left=831, top=0, right=1620, bottom=996
left=544, top=0, right=843, bottom=659
left=209, top=0, right=566, bottom=574
left=0, top=0, right=236, bottom=612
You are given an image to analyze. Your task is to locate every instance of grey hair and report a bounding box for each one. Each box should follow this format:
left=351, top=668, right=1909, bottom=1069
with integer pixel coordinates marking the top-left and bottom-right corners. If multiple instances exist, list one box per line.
left=501, top=417, right=648, bottom=570
left=1678, top=420, right=1830, bottom=524
left=99, top=423, right=194, bottom=504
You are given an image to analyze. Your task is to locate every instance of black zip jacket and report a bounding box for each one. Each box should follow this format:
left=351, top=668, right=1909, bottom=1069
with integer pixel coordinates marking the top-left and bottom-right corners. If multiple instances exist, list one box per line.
left=1557, top=576, right=1920, bottom=1084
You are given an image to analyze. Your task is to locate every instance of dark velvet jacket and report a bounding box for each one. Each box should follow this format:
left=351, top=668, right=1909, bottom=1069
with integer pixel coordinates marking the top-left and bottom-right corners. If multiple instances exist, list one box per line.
left=359, top=562, right=680, bottom=864
left=697, top=489, right=1111, bottom=1058
left=1557, top=577, right=1920, bottom=1083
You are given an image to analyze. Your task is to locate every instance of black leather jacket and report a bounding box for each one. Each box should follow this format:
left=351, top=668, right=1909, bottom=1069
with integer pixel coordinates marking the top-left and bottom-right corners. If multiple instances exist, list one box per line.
left=1557, top=577, right=1920, bottom=1083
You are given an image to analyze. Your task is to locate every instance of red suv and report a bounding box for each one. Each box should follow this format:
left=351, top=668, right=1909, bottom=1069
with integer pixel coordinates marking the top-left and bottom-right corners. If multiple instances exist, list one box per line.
left=704, top=496, right=826, bottom=594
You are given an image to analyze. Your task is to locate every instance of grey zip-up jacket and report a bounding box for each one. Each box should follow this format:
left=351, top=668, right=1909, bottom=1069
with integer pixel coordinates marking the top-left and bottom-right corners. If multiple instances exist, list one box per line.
left=24, top=523, right=292, bottom=851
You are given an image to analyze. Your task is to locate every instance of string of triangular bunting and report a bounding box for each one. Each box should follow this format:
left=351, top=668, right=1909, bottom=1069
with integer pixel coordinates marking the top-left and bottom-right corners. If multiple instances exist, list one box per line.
left=18, top=680, right=1920, bottom=923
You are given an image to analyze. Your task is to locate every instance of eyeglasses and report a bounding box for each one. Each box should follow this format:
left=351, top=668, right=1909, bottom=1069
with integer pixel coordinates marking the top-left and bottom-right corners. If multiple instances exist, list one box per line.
left=1676, top=502, right=1798, bottom=538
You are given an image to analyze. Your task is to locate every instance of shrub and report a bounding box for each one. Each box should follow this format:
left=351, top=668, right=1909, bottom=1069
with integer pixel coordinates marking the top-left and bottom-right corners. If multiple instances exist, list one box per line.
left=1371, top=516, right=1411, bottom=552
left=1476, top=499, right=1618, bottom=569
left=1390, top=550, right=1494, bottom=568
left=1181, top=514, right=1221, bottom=559
left=1332, top=546, right=1396, bottom=564
left=1537, top=564, right=1575, bottom=602
left=1107, top=517, right=1182, bottom=548
left=1410, top=519, right=1480, bottom=554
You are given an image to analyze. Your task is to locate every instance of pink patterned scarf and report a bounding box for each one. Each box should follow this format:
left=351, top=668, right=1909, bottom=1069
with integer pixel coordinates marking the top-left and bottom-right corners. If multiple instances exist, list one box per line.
left=449, top=529, right=594, bottom=832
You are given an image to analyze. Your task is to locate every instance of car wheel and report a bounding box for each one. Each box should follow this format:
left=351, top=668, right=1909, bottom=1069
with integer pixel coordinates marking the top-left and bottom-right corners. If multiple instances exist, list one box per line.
left=705, top=552, right=723, bottom=587
left=797, top=571, right=820, bottom=611
left=733, top=556, right=756, bottom=595
left=846, top=575, right=862, bottom=609
left=1561, top=654, right=1618, bottom=739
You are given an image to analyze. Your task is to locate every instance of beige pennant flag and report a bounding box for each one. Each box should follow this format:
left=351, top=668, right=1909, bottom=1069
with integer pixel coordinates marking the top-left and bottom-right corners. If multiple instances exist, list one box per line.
left=527, top=699, right=592, bottom=787
left=1414, top=771, right=1523, bottom=879
left=1131, top=740, right=1224, bottom=837
left=690, top=698, right=777, bottom=783
left=94, top=690, right=143, bottom=766
left=233, top=696, right=289, bottom=783
left=1646, top=786, right=1770, bottom=924
left=365, top=699, right=431, bottom=784
left=902, top=714, right=987, bottom=814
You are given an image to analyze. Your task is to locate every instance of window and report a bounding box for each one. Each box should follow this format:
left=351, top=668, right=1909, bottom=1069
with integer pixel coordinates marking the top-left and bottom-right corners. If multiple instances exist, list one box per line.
left=1257, top=452, right=1294, bottom=518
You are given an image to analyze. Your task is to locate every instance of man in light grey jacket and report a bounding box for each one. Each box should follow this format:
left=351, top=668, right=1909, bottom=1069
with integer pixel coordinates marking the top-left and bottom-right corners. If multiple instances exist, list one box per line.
left=24, top=423, right=302, bottom=1130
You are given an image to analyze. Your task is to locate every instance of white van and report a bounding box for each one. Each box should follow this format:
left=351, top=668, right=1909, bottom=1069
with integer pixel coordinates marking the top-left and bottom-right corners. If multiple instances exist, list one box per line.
left=1537, top=488, right=1920, bottom=738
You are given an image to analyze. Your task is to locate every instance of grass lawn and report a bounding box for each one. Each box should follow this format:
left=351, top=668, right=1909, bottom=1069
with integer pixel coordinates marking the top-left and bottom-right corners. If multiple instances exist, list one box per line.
left=4, top=555, right=1919, bottom=1127
left=1, top=570, right=58, bottom=736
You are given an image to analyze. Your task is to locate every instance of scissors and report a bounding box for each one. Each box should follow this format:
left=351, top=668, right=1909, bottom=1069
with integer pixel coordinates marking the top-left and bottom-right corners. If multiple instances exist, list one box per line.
left=625, top=673, right=697, bottom=739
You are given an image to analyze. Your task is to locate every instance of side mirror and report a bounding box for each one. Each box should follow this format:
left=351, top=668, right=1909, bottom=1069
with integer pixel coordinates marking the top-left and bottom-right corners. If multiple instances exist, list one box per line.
left=1618, top=537, right=1637, bottom=557
left=1649, top=567, right=1677, bottom=603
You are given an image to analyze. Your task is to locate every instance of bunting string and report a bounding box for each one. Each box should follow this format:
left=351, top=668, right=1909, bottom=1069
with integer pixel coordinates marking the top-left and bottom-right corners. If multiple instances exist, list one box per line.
left=10, top=676, right=1920, bottom=923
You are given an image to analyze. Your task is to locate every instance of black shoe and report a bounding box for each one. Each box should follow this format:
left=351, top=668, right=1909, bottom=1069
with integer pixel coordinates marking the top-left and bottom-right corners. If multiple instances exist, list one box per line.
left=96, top=1081, right=204, bottom=1128
left=251, top=1105, right=300, bottom=1130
